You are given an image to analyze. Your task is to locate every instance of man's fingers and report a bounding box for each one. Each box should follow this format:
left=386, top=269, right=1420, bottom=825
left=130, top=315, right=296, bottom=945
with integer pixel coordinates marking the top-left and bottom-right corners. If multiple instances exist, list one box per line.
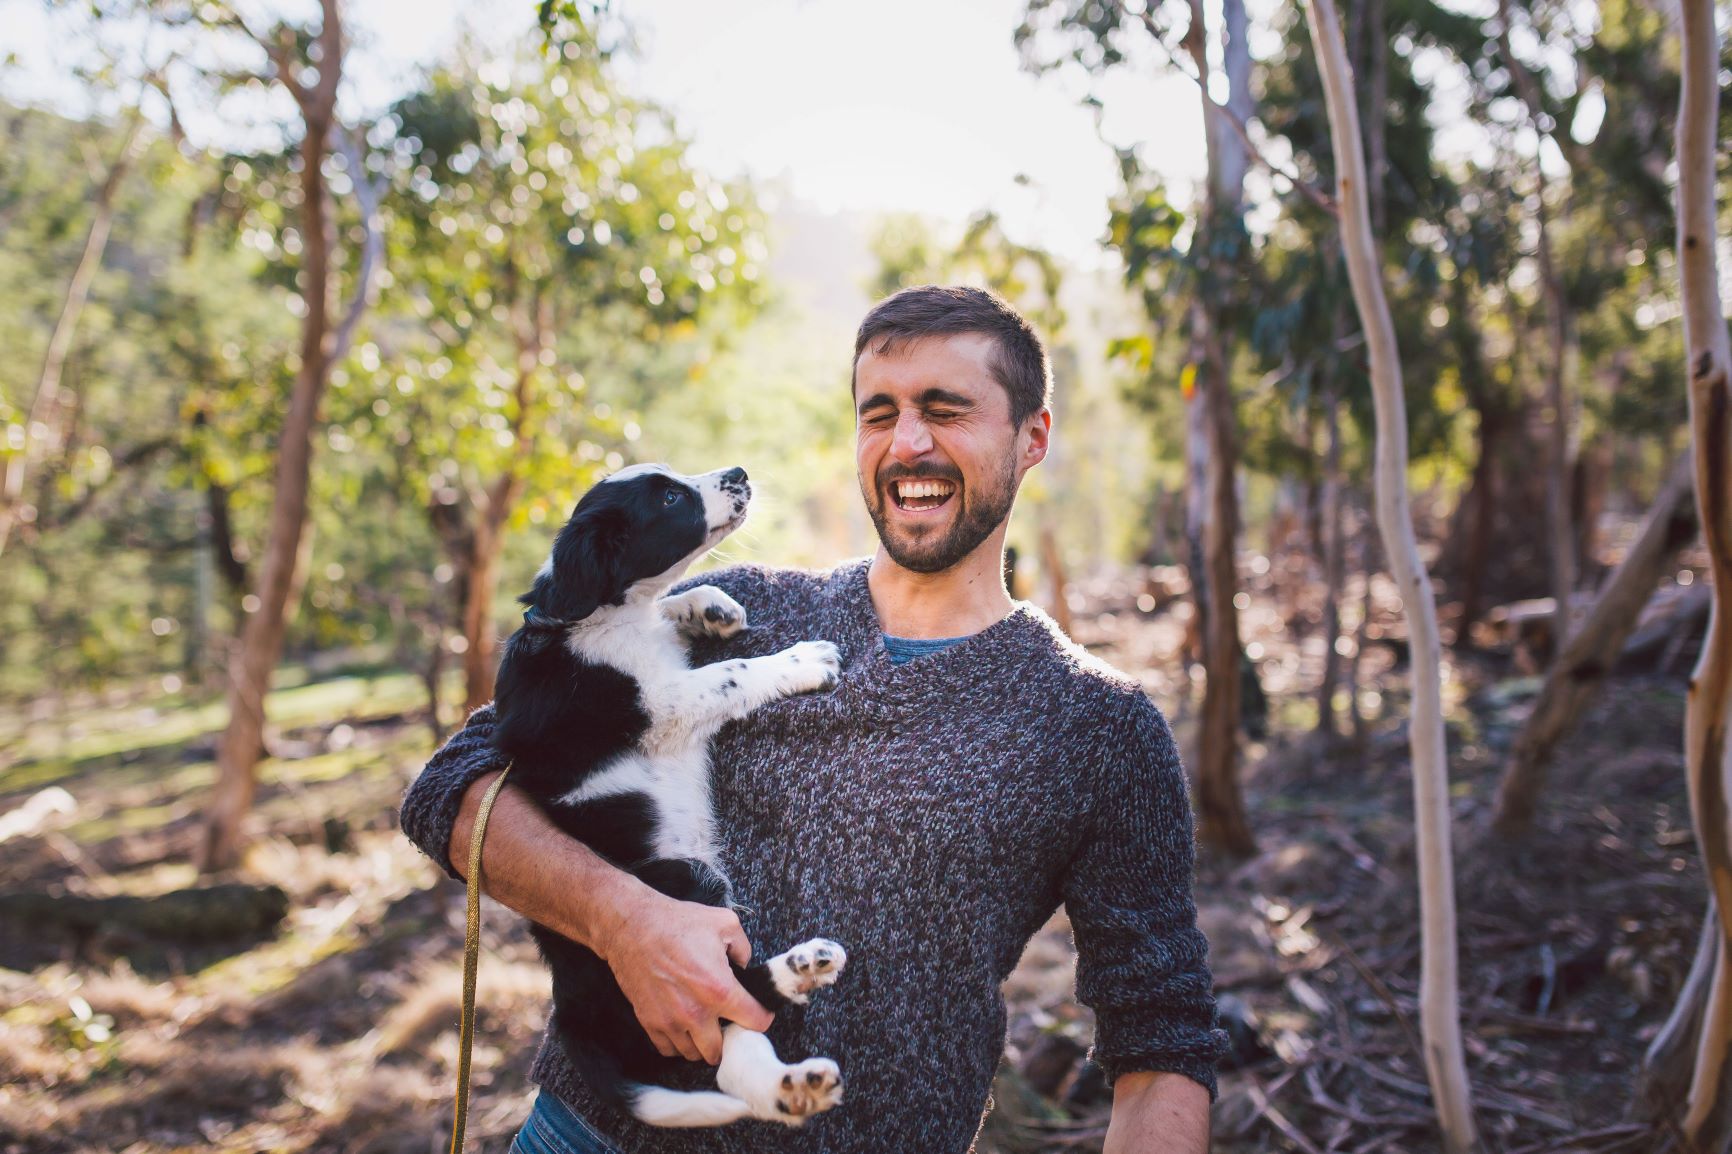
left=721, top=921, right=752, bottom=968
left=649, top=1030, right=677, bottom=1059
left=691, top=1019, right=724, bottom=1066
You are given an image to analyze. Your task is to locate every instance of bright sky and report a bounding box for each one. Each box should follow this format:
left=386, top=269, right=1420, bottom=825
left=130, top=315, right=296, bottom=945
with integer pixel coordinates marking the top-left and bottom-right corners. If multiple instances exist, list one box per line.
left=2, top=0, right=1208, bottom=266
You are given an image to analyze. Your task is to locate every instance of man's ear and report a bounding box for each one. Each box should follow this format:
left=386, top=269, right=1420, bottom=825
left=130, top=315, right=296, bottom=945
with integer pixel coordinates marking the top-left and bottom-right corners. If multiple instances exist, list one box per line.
left=537, top=505, right=630, bottom=621
left=1020, top=408, right=1052, bottom=473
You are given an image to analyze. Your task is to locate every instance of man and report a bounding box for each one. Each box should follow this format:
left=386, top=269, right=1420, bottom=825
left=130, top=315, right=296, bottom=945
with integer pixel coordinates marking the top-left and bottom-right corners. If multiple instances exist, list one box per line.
left=401, top=285, right=1224, bottom=1153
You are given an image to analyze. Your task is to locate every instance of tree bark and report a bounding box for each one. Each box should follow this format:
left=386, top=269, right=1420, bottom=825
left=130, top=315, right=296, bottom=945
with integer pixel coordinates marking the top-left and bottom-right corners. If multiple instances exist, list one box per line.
left=1640, top=4, right=1732, bottom=1143
left=1184, top=0, right=1255, bottom=858
left=0, top=111, right=145, bottom=560
left=1492, top=454, right=1697, bottom=833
left=1301, top=2, right=1478, bottom=1149
left=200, top=0, right=362, bottom=872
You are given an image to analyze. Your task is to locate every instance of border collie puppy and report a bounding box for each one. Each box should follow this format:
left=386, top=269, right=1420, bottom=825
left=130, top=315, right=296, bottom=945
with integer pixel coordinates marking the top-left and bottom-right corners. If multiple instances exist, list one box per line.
left=492, top=463, right=848, bottom=1128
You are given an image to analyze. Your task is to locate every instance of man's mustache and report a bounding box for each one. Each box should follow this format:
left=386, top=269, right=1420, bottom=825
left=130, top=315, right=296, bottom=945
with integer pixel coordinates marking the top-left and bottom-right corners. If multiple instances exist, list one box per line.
left=876, top=465, right=964, bottom=487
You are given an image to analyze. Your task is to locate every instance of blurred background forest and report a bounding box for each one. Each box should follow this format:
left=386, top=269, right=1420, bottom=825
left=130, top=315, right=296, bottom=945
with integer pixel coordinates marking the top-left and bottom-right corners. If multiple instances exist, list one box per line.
left=1, top=0, right=1730, bottom=1152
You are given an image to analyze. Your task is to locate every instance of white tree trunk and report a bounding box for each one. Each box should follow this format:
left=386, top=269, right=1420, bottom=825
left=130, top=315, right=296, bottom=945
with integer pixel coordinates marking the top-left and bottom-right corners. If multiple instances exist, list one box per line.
left=1300, top=1, right=1478, bottom=1149
left=1657, top=1, right=1732, bottom=1143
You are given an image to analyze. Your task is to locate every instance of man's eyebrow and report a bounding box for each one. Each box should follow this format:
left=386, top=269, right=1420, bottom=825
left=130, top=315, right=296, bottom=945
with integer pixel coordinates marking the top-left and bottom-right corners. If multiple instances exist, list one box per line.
left=856, top=387, right=978, bottom=416
left=916, top=388, right=975, bottom=408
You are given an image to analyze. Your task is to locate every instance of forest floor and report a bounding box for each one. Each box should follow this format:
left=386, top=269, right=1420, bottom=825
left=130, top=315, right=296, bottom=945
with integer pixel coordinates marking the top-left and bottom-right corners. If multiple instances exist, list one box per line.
left=0, top=564, right=1703, bottom=1154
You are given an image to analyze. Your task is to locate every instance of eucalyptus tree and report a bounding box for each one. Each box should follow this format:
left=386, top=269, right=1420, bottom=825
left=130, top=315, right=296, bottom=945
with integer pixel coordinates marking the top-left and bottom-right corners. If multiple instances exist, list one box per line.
left=385, top=47, right=765, bottom=711
left=1017, top=0, right=1258, bottom=856
left=196, top=0, right=384, bottom=872
left=1299, top=1, right=1477, bottom=1146
left=1634, top=7, right=1732, bottom=1145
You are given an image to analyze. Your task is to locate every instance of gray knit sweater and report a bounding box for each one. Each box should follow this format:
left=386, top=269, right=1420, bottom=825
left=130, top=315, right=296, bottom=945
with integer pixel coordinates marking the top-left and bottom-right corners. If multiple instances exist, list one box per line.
left=400, top=559, right=1223, bottom=1153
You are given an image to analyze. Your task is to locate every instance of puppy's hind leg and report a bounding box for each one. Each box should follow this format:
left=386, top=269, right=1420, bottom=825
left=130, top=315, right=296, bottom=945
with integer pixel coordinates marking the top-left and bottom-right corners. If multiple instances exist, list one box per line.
left=628, top=1085, right=752, bottom=1128
left=714, top=1024, right=843, bottom=1125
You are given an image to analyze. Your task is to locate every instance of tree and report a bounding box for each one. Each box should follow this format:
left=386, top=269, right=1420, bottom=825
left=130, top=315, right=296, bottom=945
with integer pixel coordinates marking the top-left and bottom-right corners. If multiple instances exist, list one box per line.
left=1634, top=2, right=1732, bottom=1143
left=1300, top=0, right=1478, bottom=1149
left=0, top=104, right=145, bottom=562
left=1018, top=0, right=1257, bottom=856
left=386, top=49, right=764, bottom=711
left=199, top=0, right=382, bottom=871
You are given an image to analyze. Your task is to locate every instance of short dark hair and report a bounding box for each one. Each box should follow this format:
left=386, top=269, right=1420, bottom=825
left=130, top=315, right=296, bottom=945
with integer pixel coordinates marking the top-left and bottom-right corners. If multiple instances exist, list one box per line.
left=852, top=285, right=1052, bottom=425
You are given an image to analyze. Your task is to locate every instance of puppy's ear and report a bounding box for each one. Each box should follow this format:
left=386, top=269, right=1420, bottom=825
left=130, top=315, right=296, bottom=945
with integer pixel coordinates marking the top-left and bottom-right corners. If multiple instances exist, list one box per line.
left=536, top=504, right=631, bottom=621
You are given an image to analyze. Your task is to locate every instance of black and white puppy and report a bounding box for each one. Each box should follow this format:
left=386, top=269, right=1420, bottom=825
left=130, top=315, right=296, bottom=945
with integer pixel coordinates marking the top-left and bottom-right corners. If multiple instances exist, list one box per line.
left=492, top=463, right=848, bottom=1128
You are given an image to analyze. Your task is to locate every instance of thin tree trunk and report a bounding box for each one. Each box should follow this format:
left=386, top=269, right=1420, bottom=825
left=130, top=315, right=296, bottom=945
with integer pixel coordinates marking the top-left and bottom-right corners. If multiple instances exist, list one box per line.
left=1184, top=0, right=1255, bottom=858
left=1316, top=386, right=1346, bottom=739
left=459, top=285, right=548, bottom=712
left=1496, top=0, right=1578, bottom=654
left=1492, top=454, right=1697, bottom=832
left=1195, top=315, right=1252, bottom=854
left=1640, top=5, right=1732, bottom=1143
left=1039, top=521, right=1074, bottom=637
left=1349, top=511, right=1375, bottom=747
left=1302, top=2, right=1478, bottom=1148
left=0, top=112, right=145, bottom=559
left=1639, top=905, right=1719, bottom=1124
left=200, top=0, right=368, bottom=872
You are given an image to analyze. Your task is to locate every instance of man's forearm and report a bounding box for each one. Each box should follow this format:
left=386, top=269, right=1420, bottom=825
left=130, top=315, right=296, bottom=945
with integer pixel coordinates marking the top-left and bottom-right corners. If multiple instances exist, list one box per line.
left=1104, top=1071, right=1210, bottom=1154
left=448, top=770, right=647, bottom=954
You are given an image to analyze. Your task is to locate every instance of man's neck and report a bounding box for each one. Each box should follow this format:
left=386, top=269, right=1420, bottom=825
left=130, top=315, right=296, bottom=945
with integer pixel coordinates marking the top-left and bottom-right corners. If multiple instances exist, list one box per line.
left=866, top=536, right=1015, bottom=640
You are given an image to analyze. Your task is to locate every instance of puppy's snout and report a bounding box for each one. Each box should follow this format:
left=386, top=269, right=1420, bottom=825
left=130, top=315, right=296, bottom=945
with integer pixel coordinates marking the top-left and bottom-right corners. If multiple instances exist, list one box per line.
left=719, top=466, right=751, bottom=511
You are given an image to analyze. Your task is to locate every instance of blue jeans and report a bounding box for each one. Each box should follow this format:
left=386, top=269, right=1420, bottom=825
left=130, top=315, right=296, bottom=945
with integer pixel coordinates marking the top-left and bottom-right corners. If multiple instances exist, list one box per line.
left=509, top=1091, right=621, bottom=1154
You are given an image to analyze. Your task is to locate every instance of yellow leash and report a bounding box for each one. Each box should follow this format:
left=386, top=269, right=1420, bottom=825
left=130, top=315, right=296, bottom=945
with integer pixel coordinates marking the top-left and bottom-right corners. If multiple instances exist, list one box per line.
left=451, top=766, right=511, bottom=1154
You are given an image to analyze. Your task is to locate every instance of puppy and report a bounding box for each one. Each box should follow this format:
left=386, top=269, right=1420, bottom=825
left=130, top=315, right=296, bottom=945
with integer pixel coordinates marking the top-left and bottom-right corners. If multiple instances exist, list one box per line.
left=491, top=463, right=849, bottom=1128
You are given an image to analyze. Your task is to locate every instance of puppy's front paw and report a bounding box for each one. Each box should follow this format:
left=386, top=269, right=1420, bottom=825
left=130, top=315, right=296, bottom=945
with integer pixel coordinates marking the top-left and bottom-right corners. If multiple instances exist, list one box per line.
left=772, top=1058, right=843, bottom=1124
left=777, top=640, right=841, bottom=695
left=664, top=585, right=748, bottom=638
left=769, top=938, right=848, bottom=1005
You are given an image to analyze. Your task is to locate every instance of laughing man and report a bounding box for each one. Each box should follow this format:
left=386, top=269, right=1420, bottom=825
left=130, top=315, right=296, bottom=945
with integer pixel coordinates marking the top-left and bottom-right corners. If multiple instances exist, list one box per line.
left=401, top=285, right=1224, bottom=1153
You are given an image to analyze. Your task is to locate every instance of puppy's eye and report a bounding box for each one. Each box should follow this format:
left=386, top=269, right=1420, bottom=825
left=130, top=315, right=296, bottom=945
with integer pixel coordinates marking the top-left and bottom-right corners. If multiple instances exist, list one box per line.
left=663, top=489, right=682, bottom=507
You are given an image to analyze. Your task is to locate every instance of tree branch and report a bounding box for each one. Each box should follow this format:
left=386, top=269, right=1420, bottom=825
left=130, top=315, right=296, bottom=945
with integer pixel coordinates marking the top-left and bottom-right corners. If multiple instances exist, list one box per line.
left=324, top=121, right=383, bottom=369
left=1116, top=0, right=1338, bottom=217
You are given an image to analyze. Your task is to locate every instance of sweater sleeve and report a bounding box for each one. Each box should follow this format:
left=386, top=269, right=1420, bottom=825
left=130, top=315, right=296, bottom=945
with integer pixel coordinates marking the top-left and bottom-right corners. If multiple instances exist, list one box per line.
left=1062, top=695, right=1226, bottom=1098
left=399, top=703, right=507, bottom=881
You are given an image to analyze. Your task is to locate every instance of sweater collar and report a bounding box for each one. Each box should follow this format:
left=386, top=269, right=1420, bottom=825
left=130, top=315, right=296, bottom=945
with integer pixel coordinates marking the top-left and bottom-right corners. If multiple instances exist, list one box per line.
left=821, top=558, right=1052, bottom=710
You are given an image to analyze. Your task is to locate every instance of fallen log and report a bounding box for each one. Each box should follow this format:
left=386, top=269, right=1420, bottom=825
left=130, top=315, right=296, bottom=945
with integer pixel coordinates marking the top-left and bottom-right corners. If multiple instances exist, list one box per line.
left=0, top=883, right=290, bottom=942
left=1492, top=455, right=1699, bottom=833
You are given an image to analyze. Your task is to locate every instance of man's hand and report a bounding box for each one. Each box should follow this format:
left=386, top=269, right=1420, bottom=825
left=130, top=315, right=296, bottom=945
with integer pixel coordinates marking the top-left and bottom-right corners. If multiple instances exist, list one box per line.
left=595, top=888, right=774, bottom=1065
left=1104, top=1071, right=1210, bottom=1154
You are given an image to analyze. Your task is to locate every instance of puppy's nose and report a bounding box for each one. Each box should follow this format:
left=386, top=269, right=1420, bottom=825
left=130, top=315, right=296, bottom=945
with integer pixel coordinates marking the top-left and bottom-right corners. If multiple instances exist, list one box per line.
left=722, top=467, right=748, bottom=485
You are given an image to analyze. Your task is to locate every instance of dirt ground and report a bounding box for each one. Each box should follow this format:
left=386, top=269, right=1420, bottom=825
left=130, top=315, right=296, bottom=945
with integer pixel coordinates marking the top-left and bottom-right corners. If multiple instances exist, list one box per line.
left=0, top=563, right=1705, bottom=1154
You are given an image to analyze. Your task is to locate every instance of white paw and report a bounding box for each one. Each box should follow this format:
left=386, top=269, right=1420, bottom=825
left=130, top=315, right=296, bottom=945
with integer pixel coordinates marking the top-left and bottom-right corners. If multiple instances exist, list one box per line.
left=769, top=938, right=848, bottom=1004
left=680, top=586, right=748, bottom=638
left=770, top=1058, right=843, bottom=1124
left=777, top=640, right=841, bottom=695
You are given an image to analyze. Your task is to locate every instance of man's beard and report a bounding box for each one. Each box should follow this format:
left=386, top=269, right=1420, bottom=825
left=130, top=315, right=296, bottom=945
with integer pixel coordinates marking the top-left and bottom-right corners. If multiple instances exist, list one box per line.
left=862, top=453, right=1018, bottom=575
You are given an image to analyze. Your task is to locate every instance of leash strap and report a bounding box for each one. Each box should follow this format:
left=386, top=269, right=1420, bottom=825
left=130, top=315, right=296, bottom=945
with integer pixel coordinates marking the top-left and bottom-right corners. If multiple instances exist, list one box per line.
left=451, top=766, right=512, bottom=1154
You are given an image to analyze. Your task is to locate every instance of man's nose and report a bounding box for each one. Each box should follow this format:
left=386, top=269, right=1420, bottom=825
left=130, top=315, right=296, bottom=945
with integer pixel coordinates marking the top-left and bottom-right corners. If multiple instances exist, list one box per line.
left=890, top=411, right=933, bottom=462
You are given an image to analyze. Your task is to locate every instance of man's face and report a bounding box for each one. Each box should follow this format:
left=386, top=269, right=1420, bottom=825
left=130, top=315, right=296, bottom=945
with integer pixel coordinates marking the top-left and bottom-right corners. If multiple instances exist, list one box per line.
left=853, top=332, right=1047, bottom=574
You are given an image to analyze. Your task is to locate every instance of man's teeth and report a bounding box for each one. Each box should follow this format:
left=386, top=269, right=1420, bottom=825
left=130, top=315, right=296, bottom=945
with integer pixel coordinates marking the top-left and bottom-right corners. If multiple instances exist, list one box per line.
left=895, top=480, right=956, bottom=500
